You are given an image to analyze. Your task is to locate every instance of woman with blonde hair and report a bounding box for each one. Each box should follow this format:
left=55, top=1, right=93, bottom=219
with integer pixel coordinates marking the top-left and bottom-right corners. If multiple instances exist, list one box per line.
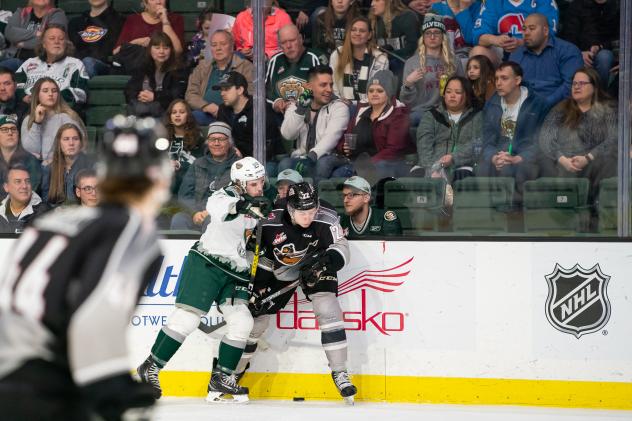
left=329, top=16, right=389, bottom=103
left=21, top=77, right=86, bottom=165
left=400, top=14, right=463, bottom=128
left=41, top=122, right=95, bottom=206
left=369, top=0, right=419, bottom=64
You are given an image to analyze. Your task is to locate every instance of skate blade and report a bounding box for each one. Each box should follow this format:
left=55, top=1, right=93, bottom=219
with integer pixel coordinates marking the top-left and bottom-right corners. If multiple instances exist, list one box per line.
left=343, top=396, right=355, bottom=405
left=206, top=391, right=250, bottom=404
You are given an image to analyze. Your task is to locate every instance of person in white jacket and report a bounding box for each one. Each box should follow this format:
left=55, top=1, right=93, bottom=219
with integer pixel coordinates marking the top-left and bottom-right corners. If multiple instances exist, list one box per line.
left=279, top=64, right=350, bottom=183
left=329, top=16, right=389, bottom=104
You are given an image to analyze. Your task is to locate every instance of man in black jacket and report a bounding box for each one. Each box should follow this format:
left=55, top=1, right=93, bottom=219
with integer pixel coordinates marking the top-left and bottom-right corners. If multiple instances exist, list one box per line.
left=215, top=71, right=283, bottom=175
left=68, top=0, right=125, bottom=77
left=0, top=164, right=49, bottom=234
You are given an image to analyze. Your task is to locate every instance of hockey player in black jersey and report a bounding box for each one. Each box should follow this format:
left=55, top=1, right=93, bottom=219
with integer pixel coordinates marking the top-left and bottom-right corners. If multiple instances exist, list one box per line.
left=236, top=182, right=358, bottom=403
left=0, top=115, right=172, bottom=421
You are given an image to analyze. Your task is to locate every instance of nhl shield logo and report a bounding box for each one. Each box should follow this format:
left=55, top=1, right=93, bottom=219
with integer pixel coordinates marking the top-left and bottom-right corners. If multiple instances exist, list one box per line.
left=545, top=264, right=611, bottom=339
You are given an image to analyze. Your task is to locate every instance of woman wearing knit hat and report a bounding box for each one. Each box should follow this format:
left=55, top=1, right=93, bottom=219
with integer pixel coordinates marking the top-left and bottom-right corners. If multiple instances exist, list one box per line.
left=400, top=14, right=463, bottom=130
left=335, top=69, right=415, bottom=182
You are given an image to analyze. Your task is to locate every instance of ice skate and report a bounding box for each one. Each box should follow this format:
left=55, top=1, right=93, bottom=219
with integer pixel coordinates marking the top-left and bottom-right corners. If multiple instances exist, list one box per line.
left=206, top=368, right=249, bottom=404
left=332, top=370, right=357, bottom=405
left=137, top=356, right=162, bottom=399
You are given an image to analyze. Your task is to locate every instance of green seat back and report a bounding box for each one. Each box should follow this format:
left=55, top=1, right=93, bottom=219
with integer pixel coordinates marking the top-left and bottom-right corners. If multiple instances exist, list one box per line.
left=317, top=178, right=347, bottom=214
left=88, top=75, right=131, bottom=90
left=113, top=0, right=141, bottom=14
left=170, top=0, right=213, bottom=12
left=384, top=177, right=446, bottom=234
left=452, top=177, right=514, bottom=233
left=86, top=105, right=126, bottom=126
left=598, top=177, right=618, bottom=234
left=56, top=0, right=87, bottom=13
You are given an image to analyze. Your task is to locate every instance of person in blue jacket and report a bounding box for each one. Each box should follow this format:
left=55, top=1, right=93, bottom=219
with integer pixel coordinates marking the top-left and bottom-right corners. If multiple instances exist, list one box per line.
left=477, top=61, right=550, bottom=202
left=509, top=13, right=583, bottom=108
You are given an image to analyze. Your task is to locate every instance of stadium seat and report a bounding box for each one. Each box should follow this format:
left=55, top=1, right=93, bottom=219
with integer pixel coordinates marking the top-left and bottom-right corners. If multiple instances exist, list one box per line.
left=383, top=177, right=447, bottom=235
left=56, top=0, right=86, bottom=14
left=86, top=76, right=130, bottom=144
left=452, top=177, right=514, bottom=234
left=170, top=0, right=214, bottom=13
left=523, top=177, right=590, bottom=235
left=113, top=0, right=142, bottom=14
left=218, top=0, right=246, bottom=15
left=2, top=0, right=23, bottom=13
left=597, top=177, right=618, bottom=234
left=317, top=178, right=347, bottom=214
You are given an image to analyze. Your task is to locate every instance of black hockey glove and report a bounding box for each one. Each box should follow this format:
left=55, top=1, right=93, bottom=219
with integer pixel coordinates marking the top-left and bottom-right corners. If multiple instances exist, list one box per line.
left=248, top=286, right=273, bottom=317
left=236, top=195, right=272, bottom=219
left=83, top=374, right=155, bottom=421
left=300, top=250, right=331, bottom=288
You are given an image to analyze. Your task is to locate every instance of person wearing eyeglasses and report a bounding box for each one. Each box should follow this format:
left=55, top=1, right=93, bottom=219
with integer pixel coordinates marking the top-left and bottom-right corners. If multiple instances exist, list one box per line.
left=538, top=67, right=616, bottom=218
left=339, top=175, right=401, bottom=238
left=74, top=168, right=99, bottom=207
left=509, top=13, right=583, bottom=109
left=400, top=14, right=463, bottom=130
left=171, top=121, right=239, bottom=231
left=0, top=113, right=41, bottom=201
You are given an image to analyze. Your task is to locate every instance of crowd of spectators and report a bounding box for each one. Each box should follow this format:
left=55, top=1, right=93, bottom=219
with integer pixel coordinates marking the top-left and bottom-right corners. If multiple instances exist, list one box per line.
left=0, top=0, right=622, bottom=234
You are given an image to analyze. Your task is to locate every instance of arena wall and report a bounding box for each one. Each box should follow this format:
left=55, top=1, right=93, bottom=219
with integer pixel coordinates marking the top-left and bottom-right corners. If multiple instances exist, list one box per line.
left=1, top=238, right=631, bottom=408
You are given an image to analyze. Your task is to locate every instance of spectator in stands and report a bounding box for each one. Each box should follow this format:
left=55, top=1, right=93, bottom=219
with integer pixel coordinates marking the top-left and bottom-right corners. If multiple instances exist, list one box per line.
left=478, top=62, right=549, bottom=199
left=369, top=0, right=420, bottom=65
left=233, top=0, right=292, bottom=60
left=0, top=68, right=28, bottom=126
left=267, top=24, right=321, bottom=116
left=171, top=122, right=239, bottom=231
left=428, top=4, right=470, bottom=60
left=21, top=77, right=86, bottom=165
left=329, top=16, right=389, bottom=104
left=339, top=70, right=414, bottom=181
left=339, top=175, right=402, bottom=238
left=312, top=0, right=362, bottom=58
left=274, top=168, right=303, bottom=202
left=163, top=99, right=204, bottom=196
left=0, top=113, right=40, bottom=200
left=2, top=0, right=67, bottom=71
left=124, top=32, right=187, bottom=118
left=468, top=44, right=501, bottom=68
left=0, top=163, right=48, bottom=233
left=509, top=14, right=583, bottom=109
left=279, top=64, right=349, bottom=181
left=278, top=0, right=327, bottom=35
left=472, top=0, right=558, bottom=55
left=186, top=29, right=254, bottom=126
left=561, top=0, right=619, bottom=90
left=16, top=24, right=89, bottom=108
left=68, top=0, right=124, bottom=77
left=186, top=7, right=213, bottom=69
left=414, top=76, right=482, bottom=181
left=113, top=0, right=184, bottom=74
left=400, top=14, right=463, bottom=128
left=404, top=0, right=432, bottom=19
left=41, top=123, right=95, bottom=207
left=538, top=67, right=617, bottom=206
left=466, top=54, right=495, bottom=105
left=430, top=0, right=481, bottom=47
left=215, top=71, right=282, bottom=175
left=73, top=168, right=98, bottom=207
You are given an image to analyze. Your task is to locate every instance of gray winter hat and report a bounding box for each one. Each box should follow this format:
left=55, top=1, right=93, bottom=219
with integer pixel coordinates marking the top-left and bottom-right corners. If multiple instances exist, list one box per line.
left=422, top=14, right=446, bottom=33
left=207, top=121, right=232, bottom=139
left=368, top=70, right=397, bottom=99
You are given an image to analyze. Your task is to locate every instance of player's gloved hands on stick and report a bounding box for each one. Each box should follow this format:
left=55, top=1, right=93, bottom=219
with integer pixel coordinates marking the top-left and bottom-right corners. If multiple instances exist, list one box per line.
left=249, top=286, right=272, bottom=316
left=236, top=195, right=272, bottom=218
left=300, top=250, right=331, bottom=288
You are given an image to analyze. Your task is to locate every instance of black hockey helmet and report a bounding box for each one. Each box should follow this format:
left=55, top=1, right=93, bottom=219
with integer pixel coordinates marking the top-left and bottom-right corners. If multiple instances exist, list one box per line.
left=287, top=182, right=319, bottom=210
left=98, top=115, right=170, bottom=180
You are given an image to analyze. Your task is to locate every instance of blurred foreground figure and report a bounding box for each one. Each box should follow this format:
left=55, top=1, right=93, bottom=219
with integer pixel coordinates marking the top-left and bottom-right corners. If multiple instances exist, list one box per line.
left=0, top=115, right=173, bottom=421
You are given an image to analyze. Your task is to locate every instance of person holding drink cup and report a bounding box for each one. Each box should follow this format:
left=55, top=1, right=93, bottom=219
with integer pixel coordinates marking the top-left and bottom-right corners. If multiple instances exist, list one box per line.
left=333, top=70, right=415, bottom=183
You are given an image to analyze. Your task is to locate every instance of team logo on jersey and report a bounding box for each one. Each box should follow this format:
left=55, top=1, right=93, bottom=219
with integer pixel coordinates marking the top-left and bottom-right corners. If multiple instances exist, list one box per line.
left=273, top=240, right=318, bottom=265
left=545, top=264, right=611, bottom=339
left=27, top=62, right=38, bottom=71
left=497, top=13, right=526, bottom=36
left=384, top=211, right=397, bottom=221
left=272, top=232, right=287, bottom=245
left=278, top=77, right=307, bottom=101
left=79, top=26, right=108, bottom=43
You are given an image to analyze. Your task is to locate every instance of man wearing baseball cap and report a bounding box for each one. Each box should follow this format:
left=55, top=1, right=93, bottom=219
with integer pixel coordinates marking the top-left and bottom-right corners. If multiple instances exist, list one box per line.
left=171, top=121, right=240, bottom=231
left=0, top=113, right=41, bottom=200
left=273, top=168, right=303, bottom=207
left=215, top=71, right=283, bottom=169
left=339, top=176, right=402, bottom=238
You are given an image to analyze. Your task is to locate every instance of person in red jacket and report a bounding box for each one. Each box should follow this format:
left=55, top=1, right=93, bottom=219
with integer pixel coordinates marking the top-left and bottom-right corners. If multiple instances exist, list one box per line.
left=336, top=69, right=415, bottom=183
left=232, top=0, right=292, bottom=60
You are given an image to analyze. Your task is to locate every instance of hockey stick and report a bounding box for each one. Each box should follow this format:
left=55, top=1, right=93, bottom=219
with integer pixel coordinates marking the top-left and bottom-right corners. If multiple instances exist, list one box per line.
left=247, top=219, right=264, bottom=302
left=198, top=320, right=226, bottom=334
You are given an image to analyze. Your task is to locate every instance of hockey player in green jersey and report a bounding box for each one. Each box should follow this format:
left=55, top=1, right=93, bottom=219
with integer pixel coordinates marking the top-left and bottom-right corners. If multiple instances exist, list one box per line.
left=339, top=176, right=402, bottom=238
left=138, top=156, right=271, bottom=404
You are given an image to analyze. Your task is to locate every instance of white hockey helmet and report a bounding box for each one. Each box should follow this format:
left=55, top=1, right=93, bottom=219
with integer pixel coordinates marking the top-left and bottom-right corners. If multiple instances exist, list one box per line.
left=231, top=157, right=266, bottom=189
